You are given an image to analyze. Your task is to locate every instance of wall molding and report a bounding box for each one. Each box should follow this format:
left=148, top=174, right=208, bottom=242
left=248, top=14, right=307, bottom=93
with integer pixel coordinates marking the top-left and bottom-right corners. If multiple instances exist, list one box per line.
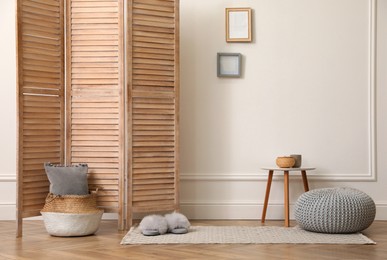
left=181, top=172, right=375, bottom=182
left=367, top=0, right=377, bottom=181
left=180, top=0, right=377, bottom=182
left=0, top=174, right=16, bottom=182
left=0, top=170, right=377, bottom=183
left=181, top=1, right=377, bottom=183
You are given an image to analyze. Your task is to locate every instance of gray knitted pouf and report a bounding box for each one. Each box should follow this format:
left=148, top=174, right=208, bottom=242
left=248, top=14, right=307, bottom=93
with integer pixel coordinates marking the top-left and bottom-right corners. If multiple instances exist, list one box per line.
left=294, top=187, right=375, bottom=234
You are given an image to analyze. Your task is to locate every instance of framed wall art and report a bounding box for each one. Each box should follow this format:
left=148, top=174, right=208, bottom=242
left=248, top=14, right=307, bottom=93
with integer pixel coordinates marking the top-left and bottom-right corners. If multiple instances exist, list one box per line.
left=217, top=53, right=242, bottom=78
left=226, top=8, right=252, bottom=42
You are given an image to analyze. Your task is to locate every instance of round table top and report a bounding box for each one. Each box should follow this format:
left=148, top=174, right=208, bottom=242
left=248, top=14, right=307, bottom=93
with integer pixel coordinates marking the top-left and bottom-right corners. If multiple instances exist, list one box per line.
left=261, top=167, right=316, bottom=171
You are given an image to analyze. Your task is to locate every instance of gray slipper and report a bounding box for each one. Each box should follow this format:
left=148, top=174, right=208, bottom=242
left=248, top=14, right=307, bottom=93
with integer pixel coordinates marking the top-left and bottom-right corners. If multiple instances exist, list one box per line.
left=170, top=227, right=188, bottom=234
left=139, top=215, right=168, bottom=236
left=141, top=229, right=161, bottom=236
left=165, top=212, right=190, bottom=234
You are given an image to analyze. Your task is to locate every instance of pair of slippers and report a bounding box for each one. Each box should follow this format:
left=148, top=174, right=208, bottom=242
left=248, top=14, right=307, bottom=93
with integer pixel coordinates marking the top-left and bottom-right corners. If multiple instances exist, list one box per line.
left=139, top=212, right=190, bottom=236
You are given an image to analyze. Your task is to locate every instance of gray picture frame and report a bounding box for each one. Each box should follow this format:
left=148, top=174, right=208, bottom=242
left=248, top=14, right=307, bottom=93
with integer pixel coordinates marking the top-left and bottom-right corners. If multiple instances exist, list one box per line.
left=217, top=53, right=242, bottom=78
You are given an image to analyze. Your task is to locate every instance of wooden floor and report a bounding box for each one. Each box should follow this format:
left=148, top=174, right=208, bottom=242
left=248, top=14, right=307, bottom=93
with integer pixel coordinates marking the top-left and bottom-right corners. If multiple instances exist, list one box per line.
left=0, top=220, right=385, bottom=260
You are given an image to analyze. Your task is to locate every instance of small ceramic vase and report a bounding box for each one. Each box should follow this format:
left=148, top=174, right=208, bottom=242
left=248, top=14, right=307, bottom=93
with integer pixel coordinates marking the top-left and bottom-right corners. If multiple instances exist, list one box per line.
left=290, top=154, right=302, bottom=168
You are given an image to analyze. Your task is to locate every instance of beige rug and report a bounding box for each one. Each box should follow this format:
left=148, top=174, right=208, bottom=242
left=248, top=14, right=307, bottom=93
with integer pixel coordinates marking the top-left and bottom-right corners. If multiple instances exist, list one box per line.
left=121, top=226, right=375, bottom=245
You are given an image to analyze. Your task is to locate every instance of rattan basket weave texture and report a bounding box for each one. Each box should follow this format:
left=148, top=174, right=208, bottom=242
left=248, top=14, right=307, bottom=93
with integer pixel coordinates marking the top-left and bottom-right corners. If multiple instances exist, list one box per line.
left=41, top=192, right=100, bottom=214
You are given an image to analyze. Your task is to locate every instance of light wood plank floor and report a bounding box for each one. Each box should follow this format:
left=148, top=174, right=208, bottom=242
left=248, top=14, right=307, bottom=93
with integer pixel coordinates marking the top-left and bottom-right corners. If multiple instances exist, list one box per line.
left=0, top=220, right=385, bottom=260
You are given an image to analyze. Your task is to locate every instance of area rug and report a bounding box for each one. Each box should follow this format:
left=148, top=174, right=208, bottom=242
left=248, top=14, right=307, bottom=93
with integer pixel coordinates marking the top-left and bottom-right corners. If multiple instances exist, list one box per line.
left=121, top=226, right=375, bottom=245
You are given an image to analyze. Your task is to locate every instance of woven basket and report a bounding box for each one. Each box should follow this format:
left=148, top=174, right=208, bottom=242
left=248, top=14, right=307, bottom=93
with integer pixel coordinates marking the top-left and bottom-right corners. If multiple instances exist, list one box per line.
left=276, top=156, right=295, bottom=168
left=41, top=191, right=104, bottom=236
left=41, top=211, right=103, bottom=237
left=41, top=192, right=100, bottom=214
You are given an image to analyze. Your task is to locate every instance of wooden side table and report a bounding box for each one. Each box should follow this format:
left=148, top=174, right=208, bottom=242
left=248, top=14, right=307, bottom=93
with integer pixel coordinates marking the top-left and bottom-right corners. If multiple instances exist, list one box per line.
left=260, top=167, right=316, bottom=227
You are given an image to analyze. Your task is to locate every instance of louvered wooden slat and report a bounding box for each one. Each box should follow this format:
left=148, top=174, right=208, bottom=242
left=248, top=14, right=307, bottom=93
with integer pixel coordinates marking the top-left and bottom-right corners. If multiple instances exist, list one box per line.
left=132, top=202, right=176, bottom=213
left=133, top=188, right=174, bottom=196
left=72, top=2, right=118, bottom=8
left=66, top=0, right=125, bottom=230
left=17, top=0, right=64, bottom=237
left=127, top=0, right=179, bottom=229
left=133, top=194, right=175, bottom=202
left=133, top=183, right=175, bottom=191
left=133, top=2, right=174, bottom=13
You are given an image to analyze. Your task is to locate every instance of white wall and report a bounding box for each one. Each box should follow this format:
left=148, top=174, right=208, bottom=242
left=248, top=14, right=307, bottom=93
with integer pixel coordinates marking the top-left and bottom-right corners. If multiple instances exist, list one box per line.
left=179, top=0, right=387, bottom=219
left=181, top=0, right=371, bottom=177
left=1, top=0, right=386, bottom=220
left=0, top=0, right=17, bottom=219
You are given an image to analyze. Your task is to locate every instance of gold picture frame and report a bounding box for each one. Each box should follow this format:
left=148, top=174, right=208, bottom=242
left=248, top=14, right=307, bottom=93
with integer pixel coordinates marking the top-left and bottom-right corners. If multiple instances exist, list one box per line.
left=226, top=8, right=252, bottom=42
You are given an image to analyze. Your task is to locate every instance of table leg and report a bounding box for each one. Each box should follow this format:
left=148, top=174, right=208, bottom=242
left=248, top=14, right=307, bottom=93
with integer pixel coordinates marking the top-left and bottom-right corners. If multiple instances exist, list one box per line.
left=261, top=170, right=273, bottom=223
left=284, top=171, right=289, bottom=227
left=301, top=170, right=309, bottom=191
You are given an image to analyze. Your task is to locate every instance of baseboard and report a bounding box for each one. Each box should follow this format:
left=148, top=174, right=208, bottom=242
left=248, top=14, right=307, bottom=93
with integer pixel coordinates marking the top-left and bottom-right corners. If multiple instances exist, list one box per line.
left=0, top=203, right=16, bottom=220
left=2, top=202, right=387, bottom=220
left=375, top=203, right=387, bottom=220
left=0, top=204, right=120, bottom=221
left=180, top=201, right=285, bottom=220
left=180, top=201, right=387, bottom=220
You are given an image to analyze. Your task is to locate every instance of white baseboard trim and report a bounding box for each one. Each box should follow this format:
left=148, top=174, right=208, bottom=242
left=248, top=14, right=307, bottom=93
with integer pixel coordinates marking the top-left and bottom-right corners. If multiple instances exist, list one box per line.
left=0, top=203, right=16, bottom=220
left=179, top=201, right=387, bottom=220
left=2, top=202, right=387, bottom=220
left=0, top=204, right=120, bottom=221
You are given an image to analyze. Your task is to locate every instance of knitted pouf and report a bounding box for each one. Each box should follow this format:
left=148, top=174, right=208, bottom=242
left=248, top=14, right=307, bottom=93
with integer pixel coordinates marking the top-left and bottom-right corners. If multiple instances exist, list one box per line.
left=294, top=187, right=375, bottom=234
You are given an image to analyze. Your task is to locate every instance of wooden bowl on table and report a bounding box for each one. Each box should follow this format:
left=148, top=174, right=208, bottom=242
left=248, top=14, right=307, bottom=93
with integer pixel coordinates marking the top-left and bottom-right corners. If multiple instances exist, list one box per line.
left=276, top=156, right=295, bottom=168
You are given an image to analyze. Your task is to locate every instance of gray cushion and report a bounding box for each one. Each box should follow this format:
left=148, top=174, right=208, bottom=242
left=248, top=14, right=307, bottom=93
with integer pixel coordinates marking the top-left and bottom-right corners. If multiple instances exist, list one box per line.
left=44, top=163, right=89, bottom=195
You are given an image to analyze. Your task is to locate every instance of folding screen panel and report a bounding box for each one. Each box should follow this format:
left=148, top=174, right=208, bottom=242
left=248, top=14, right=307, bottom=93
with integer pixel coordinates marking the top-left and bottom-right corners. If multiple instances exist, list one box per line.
left=16, top=0, right=65, bottom=236
left=17, top=0, right=179, bottom=234
left=127, top=0, right=180, bottom=228
left=66, top=0, right=125, bottom=229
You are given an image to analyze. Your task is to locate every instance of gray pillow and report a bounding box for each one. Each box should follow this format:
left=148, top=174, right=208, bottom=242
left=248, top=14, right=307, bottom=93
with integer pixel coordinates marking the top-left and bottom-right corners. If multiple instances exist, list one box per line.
left=44, top=163, right=89, bottom=195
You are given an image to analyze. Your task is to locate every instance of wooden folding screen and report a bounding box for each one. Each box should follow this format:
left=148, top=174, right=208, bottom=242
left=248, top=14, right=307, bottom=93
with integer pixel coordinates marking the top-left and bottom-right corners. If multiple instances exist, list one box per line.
left=16, top=0, right=65, bottom=237
left=17, top=0, right=179, bottom=234
left=127, top=0, right=180, bottom=228
left=66, top=0, right=125, bottom=230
